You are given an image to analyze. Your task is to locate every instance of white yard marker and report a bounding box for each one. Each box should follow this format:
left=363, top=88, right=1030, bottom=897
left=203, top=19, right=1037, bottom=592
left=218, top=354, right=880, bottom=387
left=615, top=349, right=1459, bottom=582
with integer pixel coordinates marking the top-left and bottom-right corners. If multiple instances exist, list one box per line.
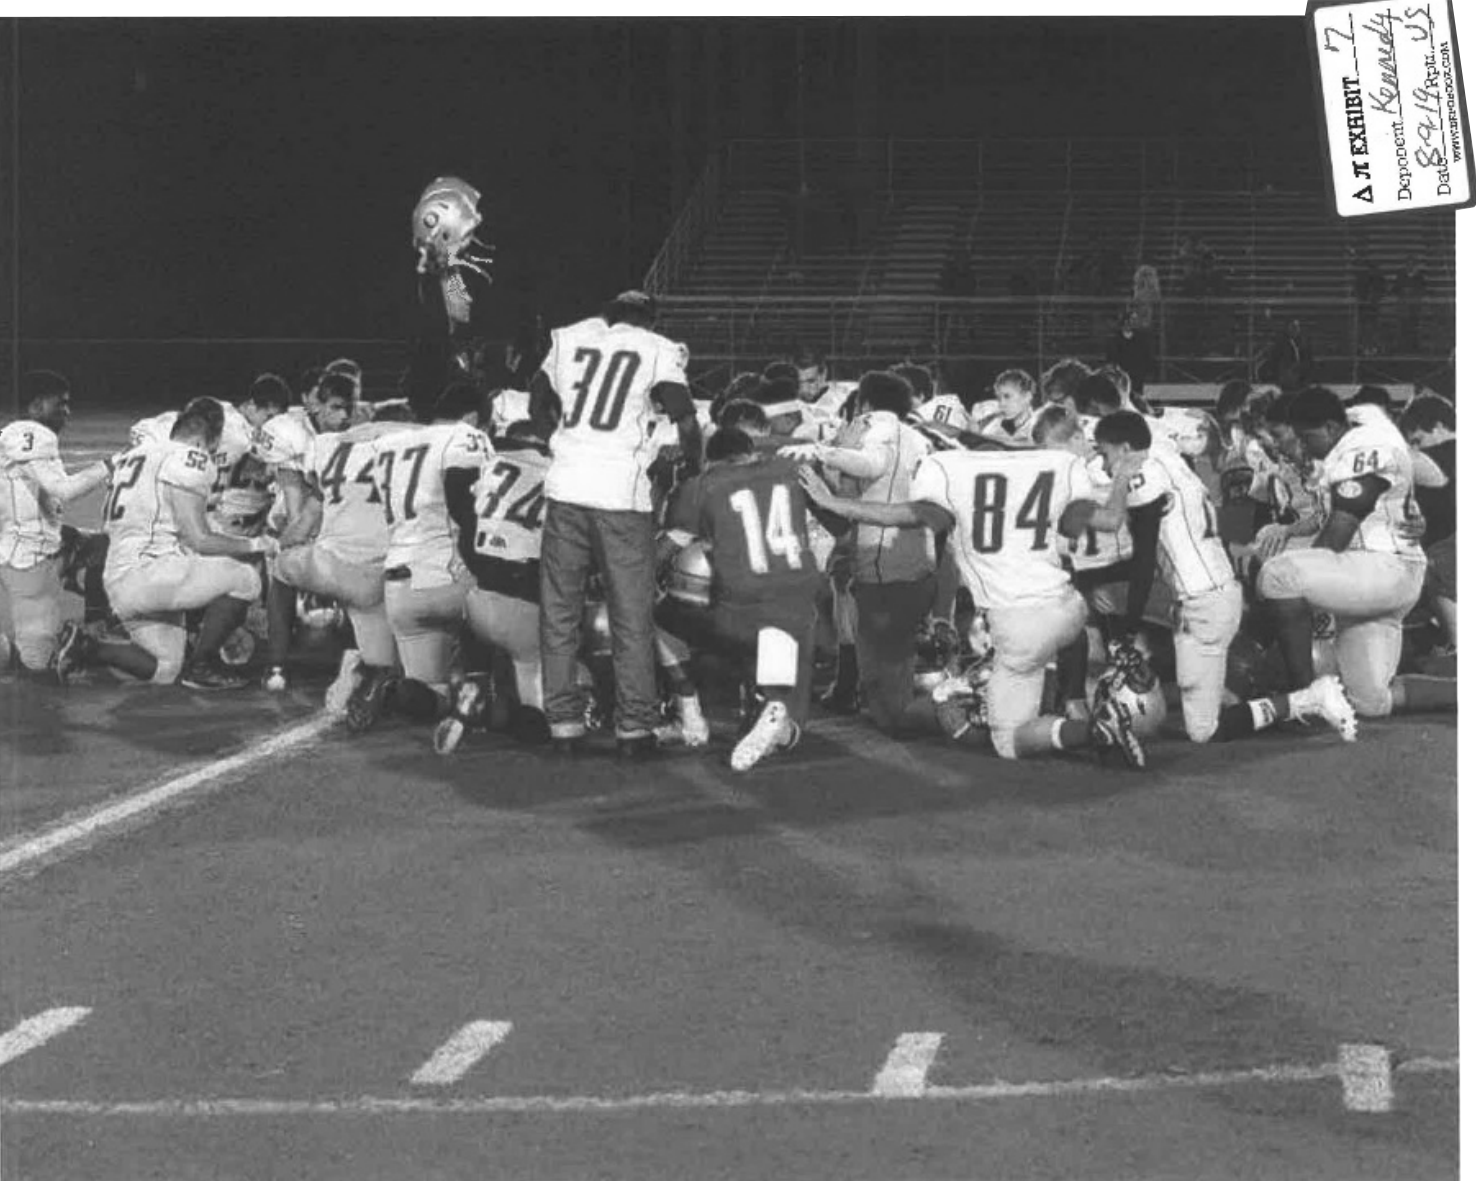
left=1338, top=1043, right=1395, bottom=1112
left=0, top=715, right=336, bottom=882
left=0, top=1008, right=91, bottom=1068
left=410, top=1021, right=512, bottom=1087
left=871, top=1032, right=945, bottom=1097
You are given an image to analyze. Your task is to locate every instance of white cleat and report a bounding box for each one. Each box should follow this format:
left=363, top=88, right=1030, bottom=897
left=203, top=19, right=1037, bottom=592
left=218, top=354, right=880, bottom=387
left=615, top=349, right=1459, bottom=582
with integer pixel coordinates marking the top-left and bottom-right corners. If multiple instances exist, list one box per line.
left=730, top=701, right=796, bottom=772
left=676, top=693, right=710, bottom=748
left=1292, top=674, right=1358, bottom=742
left=324, top=649, right=364, bottom=717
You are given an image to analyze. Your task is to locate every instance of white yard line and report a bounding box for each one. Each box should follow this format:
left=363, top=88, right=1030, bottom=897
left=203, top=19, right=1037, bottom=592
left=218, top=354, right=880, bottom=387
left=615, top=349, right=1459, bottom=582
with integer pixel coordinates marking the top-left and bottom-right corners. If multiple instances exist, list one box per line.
left=0, top=714, right=336, bottom=882
left=410, top=1022, right=512, bottom=1086
left=0, top=1055, right=1455, bottom=1117
left=0, top=1008, right=91, bottom=1069
left=871, top=1032, right=944, bottom=1097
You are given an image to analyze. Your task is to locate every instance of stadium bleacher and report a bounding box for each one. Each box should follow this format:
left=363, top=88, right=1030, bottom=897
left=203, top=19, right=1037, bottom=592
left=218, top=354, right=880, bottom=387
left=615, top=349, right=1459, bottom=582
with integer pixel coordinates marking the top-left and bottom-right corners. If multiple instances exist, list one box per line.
left=652, top=138, right=1456, bottom=385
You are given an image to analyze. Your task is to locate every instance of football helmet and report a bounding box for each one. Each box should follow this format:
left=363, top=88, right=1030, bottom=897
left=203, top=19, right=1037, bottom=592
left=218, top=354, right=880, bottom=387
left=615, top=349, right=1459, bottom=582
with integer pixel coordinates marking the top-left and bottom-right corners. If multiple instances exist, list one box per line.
left=412, top=176, right=496, bottom=281
left=298, top=592, right=344, bottom=633
left=665, top=542, right=713, bottom=608
left=1091, top=640, right=1167, bottom=739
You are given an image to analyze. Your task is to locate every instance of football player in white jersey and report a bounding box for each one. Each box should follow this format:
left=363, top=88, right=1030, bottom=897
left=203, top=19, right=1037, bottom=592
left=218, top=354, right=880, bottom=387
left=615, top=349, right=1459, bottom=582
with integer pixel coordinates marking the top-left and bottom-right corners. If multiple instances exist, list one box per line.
left=130, top=375, right=289, bottom=537
left=442, top=417, right=553, bottom=753
left=0, top=371, right=114, bottom=677
left=796, top=352, right=857, bottom=420
left=254, top=372, right=357, bottom=691
left=1258, top=386, right=1456, bottom=717
left=361, top=379, right=491, bottom=730
left=1090, top=410, right=1357, bottom=743
left=971, top=369, right=1039, bottom=446
left=274, top=402, right=406, bottom=723
left=798, top=435, right=1148, bottom=766
left=59, top=398, right=276, bottom=689
left=530, top=290, right=701, bottom=757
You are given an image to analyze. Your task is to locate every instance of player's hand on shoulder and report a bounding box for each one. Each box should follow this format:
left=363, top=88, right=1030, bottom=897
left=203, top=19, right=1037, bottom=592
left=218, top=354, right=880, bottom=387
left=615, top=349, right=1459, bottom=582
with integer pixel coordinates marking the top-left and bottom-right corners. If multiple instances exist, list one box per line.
left=778, top=443, right=822, bottom=464
left=796, top=464, right=838, bottom=507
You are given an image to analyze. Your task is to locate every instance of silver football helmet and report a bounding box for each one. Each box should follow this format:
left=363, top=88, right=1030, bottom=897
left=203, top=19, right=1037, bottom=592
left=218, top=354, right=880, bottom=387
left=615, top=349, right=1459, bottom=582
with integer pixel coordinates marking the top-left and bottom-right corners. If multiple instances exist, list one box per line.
left=411, top=176, right=496, bottom=282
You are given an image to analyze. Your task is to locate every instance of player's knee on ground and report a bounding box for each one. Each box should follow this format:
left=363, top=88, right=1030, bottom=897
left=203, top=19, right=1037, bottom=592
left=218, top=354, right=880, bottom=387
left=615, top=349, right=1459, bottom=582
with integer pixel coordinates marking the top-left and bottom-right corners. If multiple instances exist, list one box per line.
left=125, top=618, right=186, bottom=684
left=1344, top=677, right=1394, bottom=718
left=990, top=724, right=1023, bottom=760
left=2, top=562, right=63, bottom=670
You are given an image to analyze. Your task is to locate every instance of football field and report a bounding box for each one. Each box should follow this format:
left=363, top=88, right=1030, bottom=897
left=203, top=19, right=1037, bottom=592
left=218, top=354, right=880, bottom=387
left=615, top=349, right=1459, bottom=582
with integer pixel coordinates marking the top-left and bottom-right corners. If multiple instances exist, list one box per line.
left=0, top=417, right=1460, bottom=1180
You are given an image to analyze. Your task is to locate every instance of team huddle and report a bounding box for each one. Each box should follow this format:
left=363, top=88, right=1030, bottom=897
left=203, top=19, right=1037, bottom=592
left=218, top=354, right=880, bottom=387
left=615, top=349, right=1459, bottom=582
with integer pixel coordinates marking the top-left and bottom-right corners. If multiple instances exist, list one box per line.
left=0, top=167, right=1458, bottom=776
left=0, top=301, right=1457, bottom=773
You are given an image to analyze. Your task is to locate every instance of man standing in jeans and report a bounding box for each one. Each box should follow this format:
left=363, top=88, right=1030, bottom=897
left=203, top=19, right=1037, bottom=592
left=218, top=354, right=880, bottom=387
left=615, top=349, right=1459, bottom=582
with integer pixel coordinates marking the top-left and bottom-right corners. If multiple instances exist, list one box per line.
left=531, top=291, right=703, bottom=757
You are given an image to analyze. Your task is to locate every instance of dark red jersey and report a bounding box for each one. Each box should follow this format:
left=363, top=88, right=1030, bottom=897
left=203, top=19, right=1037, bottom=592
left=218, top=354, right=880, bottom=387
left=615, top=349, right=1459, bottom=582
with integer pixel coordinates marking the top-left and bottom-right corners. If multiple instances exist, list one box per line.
left=697, top=456, right=822, bottom=610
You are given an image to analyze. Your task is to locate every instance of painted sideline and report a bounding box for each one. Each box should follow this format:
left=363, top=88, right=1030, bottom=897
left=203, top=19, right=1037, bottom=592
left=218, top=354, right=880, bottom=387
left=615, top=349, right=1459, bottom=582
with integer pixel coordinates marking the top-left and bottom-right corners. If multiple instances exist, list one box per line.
left=0, top=714, right=336, bottom=881
left=0, top=1057, right=1456, bottom=1118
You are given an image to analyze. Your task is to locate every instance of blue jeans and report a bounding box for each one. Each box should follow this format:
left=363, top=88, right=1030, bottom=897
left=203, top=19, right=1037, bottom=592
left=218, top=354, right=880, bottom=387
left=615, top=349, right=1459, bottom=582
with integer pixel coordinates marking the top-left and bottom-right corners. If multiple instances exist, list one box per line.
left=539, top=499, right=660, bottom=739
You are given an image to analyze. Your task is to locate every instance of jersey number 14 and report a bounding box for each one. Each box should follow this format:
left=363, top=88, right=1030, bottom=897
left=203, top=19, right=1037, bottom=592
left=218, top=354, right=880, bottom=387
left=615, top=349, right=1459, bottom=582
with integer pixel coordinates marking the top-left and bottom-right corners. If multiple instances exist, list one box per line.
left=729, top=486, right=805, bottom=574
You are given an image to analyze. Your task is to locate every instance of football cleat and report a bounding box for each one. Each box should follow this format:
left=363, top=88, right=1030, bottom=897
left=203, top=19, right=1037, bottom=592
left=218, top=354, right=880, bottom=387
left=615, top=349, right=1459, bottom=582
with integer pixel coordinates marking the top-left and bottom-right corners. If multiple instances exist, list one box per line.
left=1091, top=694, right=1147, bottom=770
left=324, top=649, right=364, bottom=717
left=730, top=701, right=798, bottom=772
left=1290, top=674, right=1358, bottom=742
left=433, top=678, right=486, bottom=757
left=52, top=621, right=90, bottom=686
left=346, top=667, right=398, bottom=733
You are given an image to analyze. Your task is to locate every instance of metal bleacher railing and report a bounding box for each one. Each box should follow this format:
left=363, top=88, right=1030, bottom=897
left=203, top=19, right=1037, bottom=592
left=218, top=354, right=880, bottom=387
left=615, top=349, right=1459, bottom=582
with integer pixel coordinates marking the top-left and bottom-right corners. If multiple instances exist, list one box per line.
left=658, top=292, right=1457, bottom=394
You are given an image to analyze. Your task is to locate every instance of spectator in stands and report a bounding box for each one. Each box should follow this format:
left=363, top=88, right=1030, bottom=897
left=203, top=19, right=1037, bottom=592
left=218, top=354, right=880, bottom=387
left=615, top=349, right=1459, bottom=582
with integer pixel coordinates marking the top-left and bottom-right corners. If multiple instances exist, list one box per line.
left=1257, top=318, right=1315, bottom=391
left=1392, top=255, right=1428, bottom=353
left=1104, top=310, right=1154, bottom=398
left=1400, top=394, right=1456, bottom=650
left=1129, top=264, right=1162, bottom=331
left=1350, top=247, right=1386, bottom=356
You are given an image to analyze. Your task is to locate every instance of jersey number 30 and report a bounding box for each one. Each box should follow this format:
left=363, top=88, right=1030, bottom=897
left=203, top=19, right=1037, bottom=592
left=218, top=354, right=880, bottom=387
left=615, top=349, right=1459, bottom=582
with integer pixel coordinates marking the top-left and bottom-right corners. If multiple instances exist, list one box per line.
left=565, top=348, right=641, bottom=431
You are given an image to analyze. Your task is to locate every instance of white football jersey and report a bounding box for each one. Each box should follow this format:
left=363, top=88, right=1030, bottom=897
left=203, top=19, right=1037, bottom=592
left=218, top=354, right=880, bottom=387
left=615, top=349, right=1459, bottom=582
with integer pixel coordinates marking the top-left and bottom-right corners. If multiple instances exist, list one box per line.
left=542, top=317, right=687, bottom=512
left=1063, top=452, right=1133, bottom=572
left=808, top=381, right=857, bottom=418
left=488, top=389, right=532, bottom=436
left=310, top=422, right=404, bottom=563
left=132, top=405, right=274, bottom=533
left=0, top=420, right=64, bottom=567
left=911, top=447, right=1095, bottom=610
left=472, top=443, right=551, bottom=564
left=372, top=420, right=492, bottom=581
left=255, top=407, right=316, bottom=474
left=917, top=394, right=971, bottom=433
left=1321, top=413, right=1425, bottom=561
left=102, top=438, right=216, bottom=575
left=972, top=407, right=1038, bottom=446
left=1125, top=453, right=1235, bottom=599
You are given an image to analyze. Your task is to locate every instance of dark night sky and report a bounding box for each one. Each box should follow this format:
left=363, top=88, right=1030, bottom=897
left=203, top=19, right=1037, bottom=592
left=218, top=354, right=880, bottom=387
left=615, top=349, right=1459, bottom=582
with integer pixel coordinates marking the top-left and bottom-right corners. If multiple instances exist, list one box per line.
left=2, top=17, right=1317, bottom=343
